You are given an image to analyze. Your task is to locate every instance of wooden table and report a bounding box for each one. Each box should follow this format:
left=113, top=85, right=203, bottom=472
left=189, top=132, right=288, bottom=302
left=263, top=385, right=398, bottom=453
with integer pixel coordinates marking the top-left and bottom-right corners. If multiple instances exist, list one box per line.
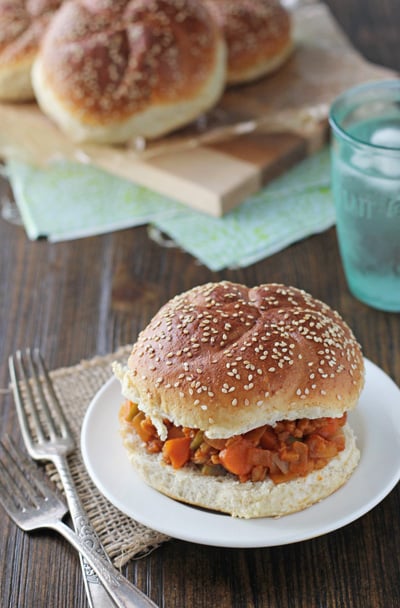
left=1, top=3, right=400, bottom=606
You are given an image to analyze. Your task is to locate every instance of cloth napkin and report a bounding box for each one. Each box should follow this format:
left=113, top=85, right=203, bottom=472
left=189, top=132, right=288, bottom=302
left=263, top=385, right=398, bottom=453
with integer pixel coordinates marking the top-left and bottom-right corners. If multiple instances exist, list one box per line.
left=16, top=346, right=170, bottom=567
left=6, top=147, right=333, bottom=271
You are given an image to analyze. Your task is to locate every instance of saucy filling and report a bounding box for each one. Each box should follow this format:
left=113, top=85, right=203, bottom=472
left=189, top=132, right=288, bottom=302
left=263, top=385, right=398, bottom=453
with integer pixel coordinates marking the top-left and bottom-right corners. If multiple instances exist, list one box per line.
left=120, top=400, right=347, bottom=484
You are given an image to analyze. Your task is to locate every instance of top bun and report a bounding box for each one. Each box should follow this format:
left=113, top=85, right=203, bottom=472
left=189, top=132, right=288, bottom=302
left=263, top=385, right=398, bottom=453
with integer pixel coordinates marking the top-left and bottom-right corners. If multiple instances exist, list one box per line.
left=31, top=0, right=226, bottom=143
left=116, top=281, right=365, bottom=441
left=204, top=0, right=292, bottom=85
left=0, top=0, right=63, bottom=101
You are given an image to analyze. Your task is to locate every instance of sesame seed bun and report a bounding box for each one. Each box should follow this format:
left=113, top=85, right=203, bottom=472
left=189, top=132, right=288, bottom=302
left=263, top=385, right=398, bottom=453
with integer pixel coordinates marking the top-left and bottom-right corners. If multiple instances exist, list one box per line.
left=119, top=420, right=360, bottom=518
left=0, top=0, right=63, bottom=101
left=204, top=0, right=293, bottom=85
left=31, top=0, right=226, bottom=143
left=114, top=281, right=365, bottom=441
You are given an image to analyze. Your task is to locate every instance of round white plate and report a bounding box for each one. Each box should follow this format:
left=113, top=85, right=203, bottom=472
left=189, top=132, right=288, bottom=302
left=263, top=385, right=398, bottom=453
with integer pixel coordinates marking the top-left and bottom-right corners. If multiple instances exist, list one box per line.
left=81, top=358, right=400, bottom=548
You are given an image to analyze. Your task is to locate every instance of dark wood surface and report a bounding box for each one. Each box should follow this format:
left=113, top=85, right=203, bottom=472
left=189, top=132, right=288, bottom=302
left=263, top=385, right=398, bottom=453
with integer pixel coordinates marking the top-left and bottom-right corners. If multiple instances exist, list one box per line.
left=324, top=0, right=400, bottom=71
left=1, top=4, right=400, bottom=607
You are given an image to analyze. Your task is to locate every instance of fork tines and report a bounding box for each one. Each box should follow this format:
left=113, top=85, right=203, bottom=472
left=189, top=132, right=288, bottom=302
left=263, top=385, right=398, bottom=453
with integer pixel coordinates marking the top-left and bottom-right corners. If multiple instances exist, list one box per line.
left=8, top=348, right=72, bottom=448
left=0, top=438, right=65, bottom=521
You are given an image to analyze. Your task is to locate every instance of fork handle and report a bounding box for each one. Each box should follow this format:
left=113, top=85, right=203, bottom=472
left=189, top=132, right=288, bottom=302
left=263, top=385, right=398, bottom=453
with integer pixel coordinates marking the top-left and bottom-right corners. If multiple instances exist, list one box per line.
left=50, top=519, right=158, bottom=608
left=52, top=454, right=115, bottom=607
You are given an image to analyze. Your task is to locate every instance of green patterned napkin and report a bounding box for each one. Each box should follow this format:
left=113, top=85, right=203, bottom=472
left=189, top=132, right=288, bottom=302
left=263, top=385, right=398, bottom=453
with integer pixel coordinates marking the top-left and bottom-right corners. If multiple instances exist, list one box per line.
left=7, top=148, right=333, bottom=271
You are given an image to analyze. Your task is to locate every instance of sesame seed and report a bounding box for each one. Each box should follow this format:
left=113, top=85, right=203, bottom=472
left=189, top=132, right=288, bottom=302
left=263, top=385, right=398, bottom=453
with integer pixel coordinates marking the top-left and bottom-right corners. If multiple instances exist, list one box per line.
left=128, top=281, right=363, bottom=427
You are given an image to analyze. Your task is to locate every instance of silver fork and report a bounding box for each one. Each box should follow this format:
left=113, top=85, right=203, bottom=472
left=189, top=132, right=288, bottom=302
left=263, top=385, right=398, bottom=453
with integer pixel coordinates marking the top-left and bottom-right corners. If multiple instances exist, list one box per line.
left=0, top=438, right=158, bottom=608
left=8, top=349, right=135, bottom=608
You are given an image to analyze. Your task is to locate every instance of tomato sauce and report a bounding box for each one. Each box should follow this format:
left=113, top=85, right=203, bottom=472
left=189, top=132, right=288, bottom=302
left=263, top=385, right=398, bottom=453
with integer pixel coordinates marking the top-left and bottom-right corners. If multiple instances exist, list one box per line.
left=120, top=400, right=347, bottom=484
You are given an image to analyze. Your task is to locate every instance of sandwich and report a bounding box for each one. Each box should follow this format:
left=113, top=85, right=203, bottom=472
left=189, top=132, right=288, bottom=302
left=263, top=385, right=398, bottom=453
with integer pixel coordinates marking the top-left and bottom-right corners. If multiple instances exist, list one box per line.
left=113, top=281, right=364, bottom=518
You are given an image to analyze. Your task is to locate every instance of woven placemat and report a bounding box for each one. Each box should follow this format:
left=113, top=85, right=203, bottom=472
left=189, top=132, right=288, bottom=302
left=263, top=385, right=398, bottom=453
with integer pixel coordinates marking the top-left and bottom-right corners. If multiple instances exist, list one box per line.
left=43, top=346, right=170, bottom=568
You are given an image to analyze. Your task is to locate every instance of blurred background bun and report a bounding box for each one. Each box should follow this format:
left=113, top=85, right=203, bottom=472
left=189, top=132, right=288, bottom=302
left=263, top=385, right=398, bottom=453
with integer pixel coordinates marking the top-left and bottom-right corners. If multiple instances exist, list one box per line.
left=32, top=0, right=226, bottom=144
left=204, top=0, right=292, bottom=85
left=0, top=0, right=63, bottom=101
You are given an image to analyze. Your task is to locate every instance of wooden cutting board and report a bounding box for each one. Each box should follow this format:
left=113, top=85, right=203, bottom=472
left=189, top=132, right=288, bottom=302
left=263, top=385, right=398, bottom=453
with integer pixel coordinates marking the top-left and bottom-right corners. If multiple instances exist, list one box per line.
left=0, top=3, right=396, bottom=217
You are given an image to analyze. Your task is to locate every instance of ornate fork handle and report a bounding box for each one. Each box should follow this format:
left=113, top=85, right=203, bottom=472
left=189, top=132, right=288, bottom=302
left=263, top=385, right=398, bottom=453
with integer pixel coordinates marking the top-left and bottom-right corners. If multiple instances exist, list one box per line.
left=53, top=453, right=116, bottom=603
left=54, top=454, right=108, bottom=553
left=50, top=518, right=158, bottom=608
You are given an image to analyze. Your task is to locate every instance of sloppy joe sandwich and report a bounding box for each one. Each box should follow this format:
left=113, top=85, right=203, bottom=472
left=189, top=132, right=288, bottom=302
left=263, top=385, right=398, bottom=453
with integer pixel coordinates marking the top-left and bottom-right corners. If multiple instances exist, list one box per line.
left=113, top=281, right=364, bottom=518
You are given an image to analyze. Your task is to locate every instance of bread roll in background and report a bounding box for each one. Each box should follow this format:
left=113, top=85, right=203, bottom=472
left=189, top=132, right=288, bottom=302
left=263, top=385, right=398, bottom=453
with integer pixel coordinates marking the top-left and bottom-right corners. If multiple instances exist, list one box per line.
left=0, top=0, right=63, bottom=101
left=32, top=0, right=227, bottom=144
left=114, top=281, right=365, bottom=518
left=204, top=0, right=293, bottom=85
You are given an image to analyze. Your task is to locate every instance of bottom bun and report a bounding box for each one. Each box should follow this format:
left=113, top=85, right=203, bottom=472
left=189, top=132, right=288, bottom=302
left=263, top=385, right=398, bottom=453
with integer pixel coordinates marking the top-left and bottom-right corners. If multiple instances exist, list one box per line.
left=121, top=423, right=360, bottom=518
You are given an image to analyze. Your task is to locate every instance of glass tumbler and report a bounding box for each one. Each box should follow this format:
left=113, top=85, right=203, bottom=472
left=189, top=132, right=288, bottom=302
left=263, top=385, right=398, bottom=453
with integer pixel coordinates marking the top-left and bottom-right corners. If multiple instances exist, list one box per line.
left=329, top=80, right=400, bottom=312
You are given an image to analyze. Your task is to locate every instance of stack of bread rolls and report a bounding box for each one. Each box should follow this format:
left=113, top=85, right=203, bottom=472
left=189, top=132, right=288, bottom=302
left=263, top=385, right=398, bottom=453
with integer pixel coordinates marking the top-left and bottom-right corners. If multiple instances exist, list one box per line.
left=0, top=0, right=293, bottom=143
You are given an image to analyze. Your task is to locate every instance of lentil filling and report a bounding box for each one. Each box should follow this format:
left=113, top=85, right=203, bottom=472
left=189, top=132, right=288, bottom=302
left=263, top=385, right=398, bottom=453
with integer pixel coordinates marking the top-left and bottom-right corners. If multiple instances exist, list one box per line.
left=120, top=400, right=347, bottom=484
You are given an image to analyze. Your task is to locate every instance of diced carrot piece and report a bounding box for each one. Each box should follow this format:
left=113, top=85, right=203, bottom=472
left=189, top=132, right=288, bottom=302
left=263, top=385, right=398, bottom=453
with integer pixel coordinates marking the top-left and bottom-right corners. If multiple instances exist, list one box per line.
left=296, top=418, right=317, bottom=436
left=279, top=446, right=301, bottom=463
left=248, top=447, right=273, bottom=468
left=269, top=471, right=299, bottom=484
left=251, top=465, right=267, bottom=482
left=146, top=439, right=163, bottom=454
left=163, top=437, right=192, bottom=469
left=288, top=441, right=309, bottom=475
left=219, top=439, right=253, bottom=476
left=332, top=433, right=346, bottom=451
left=132, top=412, right=155, bottom=443
left=259, top=428, right=279, bottom=450
left=316, top=418, right=341, bottom=439
left=120, top=400, right=138, bottom=422
left=306, top=433, right=338, bottom=459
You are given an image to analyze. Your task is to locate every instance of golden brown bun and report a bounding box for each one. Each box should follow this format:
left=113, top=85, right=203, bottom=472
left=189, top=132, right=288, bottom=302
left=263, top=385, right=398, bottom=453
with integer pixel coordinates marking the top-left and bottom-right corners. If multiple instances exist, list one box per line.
left=31, top=0, right=226, bottom=143
left=204, top=0, right=293, bottom=84
left=0, top=0, right=63, bottom=101
left=114, top=281, right=365, bottom=441
left=120, top=421, right=360, bottom=518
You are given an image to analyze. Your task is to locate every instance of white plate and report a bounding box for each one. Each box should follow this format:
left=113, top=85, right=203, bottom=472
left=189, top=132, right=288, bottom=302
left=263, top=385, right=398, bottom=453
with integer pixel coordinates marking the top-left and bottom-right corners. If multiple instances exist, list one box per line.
left=81, top=358, right=400, bottom=548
